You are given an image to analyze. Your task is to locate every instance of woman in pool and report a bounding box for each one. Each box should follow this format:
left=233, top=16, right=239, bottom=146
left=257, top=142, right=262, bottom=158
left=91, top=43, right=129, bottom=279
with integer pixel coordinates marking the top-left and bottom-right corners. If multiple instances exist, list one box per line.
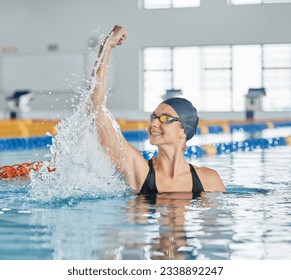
left=92, top=25, right=226, bottom=194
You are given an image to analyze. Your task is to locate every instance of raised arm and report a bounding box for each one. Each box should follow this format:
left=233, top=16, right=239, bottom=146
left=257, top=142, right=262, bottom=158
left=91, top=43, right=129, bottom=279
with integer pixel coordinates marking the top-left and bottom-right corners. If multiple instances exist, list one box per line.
left=91, top=25, right=127, bottom=108
left=91, top=25, right=148, bottom=192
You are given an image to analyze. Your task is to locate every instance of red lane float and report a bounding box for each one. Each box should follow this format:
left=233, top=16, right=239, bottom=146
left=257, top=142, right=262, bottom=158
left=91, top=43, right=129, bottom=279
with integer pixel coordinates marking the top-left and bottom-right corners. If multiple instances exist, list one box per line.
left=0, top=162, right=56, bottom=179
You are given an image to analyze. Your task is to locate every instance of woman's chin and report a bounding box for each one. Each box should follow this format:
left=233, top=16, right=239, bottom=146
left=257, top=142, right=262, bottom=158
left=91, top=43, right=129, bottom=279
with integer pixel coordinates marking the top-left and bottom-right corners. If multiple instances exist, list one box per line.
left=149, top=137, right=160, bottom=145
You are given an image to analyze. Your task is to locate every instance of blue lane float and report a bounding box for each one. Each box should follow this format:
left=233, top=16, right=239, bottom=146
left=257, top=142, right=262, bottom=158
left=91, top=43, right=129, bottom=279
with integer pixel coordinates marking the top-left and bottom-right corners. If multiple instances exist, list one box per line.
left=214, top=137, right=286, bottom=155
left=229, top=122, right=270, bottom=133
left=122, top=130, right=148, bottom=142
left=201, top=120, right=290, bottom=134
left=207, top=125, right=225, bottom=134
left=273, top=121, right=291, bottom=128
left=0, top=136, right=53, bottom=151
left=141, top=136, right=289, bottom=159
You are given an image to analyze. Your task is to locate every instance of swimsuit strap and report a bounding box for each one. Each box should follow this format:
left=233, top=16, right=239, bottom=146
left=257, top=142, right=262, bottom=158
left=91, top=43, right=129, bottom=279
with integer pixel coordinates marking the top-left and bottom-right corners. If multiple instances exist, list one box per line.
left=189, top=164, right=204, bottom=193
left=139, top=159, right=158, bottom=194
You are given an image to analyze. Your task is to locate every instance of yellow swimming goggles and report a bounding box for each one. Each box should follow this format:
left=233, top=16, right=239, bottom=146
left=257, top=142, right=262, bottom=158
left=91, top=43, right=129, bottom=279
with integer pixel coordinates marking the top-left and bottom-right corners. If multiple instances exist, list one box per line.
left=150, top=113, right=180, bottom=124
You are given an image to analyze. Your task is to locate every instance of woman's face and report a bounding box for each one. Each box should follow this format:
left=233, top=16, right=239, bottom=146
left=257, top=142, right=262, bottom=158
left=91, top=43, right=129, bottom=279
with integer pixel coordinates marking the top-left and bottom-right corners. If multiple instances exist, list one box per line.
left=147, top=103, right=186, bottom=146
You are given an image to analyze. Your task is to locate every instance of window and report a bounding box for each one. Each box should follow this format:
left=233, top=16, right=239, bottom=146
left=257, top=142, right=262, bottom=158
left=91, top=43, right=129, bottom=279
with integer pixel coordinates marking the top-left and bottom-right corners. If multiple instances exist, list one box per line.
left=173, top=48, right=201, bottom=108
left=143, top=44, right=291, bottom=112
left=229, top=0, right=291, bottom=5
left=262, top=44, right=291, bottom=110
left=142, top=0, right=200, bottom=9
left=202, top=46, right=232, bottom=111
left=232, top=45, right=262, bottom=111
left=143, top=48, right=173, bottom=111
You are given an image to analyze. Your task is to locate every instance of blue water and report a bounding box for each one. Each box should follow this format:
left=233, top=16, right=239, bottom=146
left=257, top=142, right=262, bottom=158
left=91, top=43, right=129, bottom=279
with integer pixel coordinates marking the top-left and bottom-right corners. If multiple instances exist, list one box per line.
left=0, top=145, right=290, bottom=260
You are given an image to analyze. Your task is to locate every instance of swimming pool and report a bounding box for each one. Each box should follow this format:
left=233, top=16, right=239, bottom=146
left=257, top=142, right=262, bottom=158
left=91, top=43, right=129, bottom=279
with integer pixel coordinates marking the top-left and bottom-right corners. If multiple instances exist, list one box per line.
left=0, top=144, right=290, bottom=260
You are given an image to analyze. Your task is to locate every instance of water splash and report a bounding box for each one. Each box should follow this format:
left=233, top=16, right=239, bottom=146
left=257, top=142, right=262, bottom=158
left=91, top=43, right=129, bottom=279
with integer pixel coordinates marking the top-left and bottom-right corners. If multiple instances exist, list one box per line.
left=30, top=36, right=129, bottom=201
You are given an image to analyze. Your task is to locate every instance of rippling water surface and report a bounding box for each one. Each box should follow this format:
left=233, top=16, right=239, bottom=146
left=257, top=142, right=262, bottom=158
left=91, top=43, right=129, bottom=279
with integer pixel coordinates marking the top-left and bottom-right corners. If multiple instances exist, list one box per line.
left=0, top=146, right=290, bottom=260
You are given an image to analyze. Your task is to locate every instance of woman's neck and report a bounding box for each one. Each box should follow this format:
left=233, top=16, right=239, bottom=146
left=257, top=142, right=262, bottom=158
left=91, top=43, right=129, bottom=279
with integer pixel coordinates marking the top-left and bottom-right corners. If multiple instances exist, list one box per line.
left=154, top=147, right=188, bottom=177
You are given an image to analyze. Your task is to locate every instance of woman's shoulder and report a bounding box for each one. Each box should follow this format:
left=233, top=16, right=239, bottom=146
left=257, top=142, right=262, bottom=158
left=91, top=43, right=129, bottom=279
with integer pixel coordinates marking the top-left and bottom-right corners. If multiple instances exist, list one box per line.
left=192, top=165, right=226, bottom=192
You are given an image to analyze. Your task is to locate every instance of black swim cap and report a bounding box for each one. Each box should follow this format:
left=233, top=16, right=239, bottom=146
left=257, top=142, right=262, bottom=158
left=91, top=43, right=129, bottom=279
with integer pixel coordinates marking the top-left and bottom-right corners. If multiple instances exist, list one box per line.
left=161, top=97, right=199, bottom=141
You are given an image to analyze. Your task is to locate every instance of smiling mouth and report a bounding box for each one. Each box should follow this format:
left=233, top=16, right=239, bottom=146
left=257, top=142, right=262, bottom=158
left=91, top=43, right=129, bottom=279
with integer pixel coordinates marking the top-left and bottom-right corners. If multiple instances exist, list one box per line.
left=150, top=131, right=162, bottom=137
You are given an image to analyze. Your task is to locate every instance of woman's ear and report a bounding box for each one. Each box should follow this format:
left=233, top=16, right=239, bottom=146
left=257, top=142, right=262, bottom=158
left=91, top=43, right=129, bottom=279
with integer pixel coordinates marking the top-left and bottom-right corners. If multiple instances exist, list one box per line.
left=179, top=128, right=186, bottom=140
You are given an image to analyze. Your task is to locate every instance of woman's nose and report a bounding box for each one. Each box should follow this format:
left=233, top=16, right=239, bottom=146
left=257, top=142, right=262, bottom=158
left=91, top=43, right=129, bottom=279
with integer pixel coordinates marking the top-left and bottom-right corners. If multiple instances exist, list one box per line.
left=151, top=117, right=160, bottom=126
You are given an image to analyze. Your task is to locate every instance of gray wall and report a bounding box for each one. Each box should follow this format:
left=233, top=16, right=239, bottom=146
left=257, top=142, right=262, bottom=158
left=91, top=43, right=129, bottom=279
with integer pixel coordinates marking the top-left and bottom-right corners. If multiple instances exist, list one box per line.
left=1, top=0, right=291, bottom=120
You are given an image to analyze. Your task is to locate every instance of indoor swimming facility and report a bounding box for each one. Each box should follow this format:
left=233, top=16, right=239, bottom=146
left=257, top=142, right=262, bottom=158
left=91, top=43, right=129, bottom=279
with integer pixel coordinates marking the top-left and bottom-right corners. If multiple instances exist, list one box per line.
left=0, top=0, right=291, bottom=261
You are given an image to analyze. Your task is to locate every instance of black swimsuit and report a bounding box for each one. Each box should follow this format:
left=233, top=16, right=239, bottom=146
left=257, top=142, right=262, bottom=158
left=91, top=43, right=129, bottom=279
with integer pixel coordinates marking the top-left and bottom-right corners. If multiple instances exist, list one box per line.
left=139, top=159, right=204, bottom=195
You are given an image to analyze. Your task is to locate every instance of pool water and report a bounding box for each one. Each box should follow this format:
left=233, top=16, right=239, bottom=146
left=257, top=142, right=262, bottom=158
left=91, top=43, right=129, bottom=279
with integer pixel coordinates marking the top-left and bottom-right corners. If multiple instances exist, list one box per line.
left=0, top=146, right=290, bottom=260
